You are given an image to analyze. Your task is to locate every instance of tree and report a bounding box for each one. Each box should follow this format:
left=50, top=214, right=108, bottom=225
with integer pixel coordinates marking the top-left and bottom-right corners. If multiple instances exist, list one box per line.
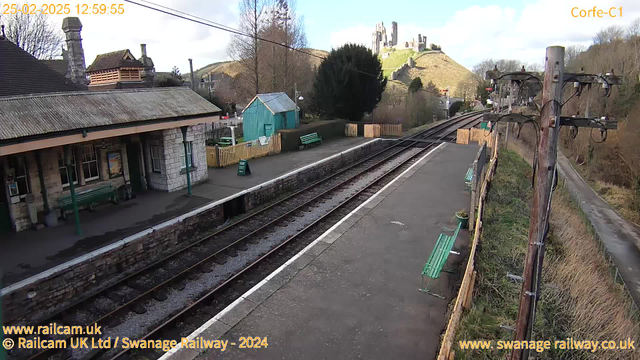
left=228, top=0, right=267, bottom=96
left=564, top=45, right=585, bottom=69
left=593, top=25, right=624, bottom=44
left=0, top=3, right=63, bottom=59
left=259, top=0, right=312, bottom=97
left=424, top=81, right=439, bottom=94
left=155, top=66, right=183, bottom=87
left=311, top=44, right=387, bottom=121
left=408, top=77, right=423, bottom=93
left=472, top=59, right=523, bottom=78
left=627, top=18, right=640, bottom=39
left=170, top=66, right=181, bottom=78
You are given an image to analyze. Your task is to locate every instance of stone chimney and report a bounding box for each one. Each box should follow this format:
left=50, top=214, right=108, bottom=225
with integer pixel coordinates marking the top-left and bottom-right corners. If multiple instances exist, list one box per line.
left=62, top=17, right=87, bottom=86
left=138, top=43, right=155, bottom=86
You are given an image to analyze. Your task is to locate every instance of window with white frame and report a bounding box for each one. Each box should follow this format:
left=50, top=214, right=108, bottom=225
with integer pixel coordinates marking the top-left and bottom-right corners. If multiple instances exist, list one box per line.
left=81, top=145, right=100, bottom=181
left=58, top=150, right=78, bottom=187
left=150, top=145, right=163, bottom=173
left=180, top=142, right=193, bottom=169
left=8, top=155, right=30, bottom=198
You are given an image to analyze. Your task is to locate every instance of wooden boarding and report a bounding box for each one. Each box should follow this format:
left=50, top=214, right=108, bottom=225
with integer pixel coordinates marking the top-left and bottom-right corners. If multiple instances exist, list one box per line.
left=345, top=124, right=358, bottom=137
left=206, top=133, right=281, bottom=168
left=364, top=124, right=381, bottom=138
left=456, top=129, right=470, bottom=144
left=380, top=124, right=402, bottom=137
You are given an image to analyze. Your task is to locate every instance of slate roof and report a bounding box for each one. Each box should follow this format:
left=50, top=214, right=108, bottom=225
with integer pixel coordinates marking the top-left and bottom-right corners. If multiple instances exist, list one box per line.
left=86, top=49, right=144, bottom=72
left=41, top=59, right=69, bottom=76
left=0, top=87, right=221, bottom=141
left=0, top=37, right=83, bottom=97
left=244, top=92, right=297, bottom=114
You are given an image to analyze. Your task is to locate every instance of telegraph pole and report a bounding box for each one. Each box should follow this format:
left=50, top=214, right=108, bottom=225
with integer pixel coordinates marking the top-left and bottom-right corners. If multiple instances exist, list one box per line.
left=510, top=46, right=564, bottom=360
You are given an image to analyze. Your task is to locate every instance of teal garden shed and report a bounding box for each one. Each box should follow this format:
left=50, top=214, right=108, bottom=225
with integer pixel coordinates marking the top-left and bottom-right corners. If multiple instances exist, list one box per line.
left=242, top=92, right=298, bottom=142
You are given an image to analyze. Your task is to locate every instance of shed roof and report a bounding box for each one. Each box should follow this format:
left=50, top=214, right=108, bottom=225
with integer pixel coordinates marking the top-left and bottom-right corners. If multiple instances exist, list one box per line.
left=0, top=37, right=83, bottom=96
left=244, top=92, right=296, bottom=115
left=0, top=87, right=221, bottom=142
left=87, top=49, right=144, bottom=72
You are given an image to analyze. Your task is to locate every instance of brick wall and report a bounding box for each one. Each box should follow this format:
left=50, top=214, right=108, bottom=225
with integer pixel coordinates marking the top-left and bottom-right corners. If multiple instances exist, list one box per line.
left=1, top=139, right=392, bottom=324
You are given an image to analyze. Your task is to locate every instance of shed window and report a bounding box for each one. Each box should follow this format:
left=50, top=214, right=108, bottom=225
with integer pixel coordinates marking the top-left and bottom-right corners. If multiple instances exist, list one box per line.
left=150, top=145, right=163, bottom=173
left=8, top=155, right=30, bottom=198
left=58, top=150, right=78, bottom=187
left=180, top=142, right=193, bottom=169
left=81, top=145, right=100, bottom=181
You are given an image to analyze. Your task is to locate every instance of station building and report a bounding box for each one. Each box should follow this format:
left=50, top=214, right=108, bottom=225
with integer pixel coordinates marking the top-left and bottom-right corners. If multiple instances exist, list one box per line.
left=0, top=24, right=221, bottom=234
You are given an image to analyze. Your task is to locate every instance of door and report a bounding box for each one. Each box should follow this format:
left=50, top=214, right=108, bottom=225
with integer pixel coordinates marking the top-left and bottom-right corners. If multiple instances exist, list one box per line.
left=0, top=166, right=12, bottom=234
left=126, top=143, right=143, bottom=193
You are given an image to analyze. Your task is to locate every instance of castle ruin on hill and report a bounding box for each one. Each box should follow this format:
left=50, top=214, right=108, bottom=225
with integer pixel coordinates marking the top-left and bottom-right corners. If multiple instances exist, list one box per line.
left=371, top=21, right=426, bottom=55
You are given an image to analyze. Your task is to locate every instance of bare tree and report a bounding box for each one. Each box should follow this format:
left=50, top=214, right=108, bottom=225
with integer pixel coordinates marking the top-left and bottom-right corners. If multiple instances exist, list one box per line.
left=228, top=0, right=267, bottom=97
left=627, top=18, right=640, bottom=39
left=472, top=58, right=523, bottom=78
left=0, top=3, right=63, bottom=59
left=259, top=0, right=311, bottom=97
left=593, top=25, right=624, bottom=44
left=564, top=44, right=586, bottom=69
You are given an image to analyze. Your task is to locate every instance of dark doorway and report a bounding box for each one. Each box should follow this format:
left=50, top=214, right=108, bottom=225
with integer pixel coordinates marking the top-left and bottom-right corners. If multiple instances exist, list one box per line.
left=0, top=166, right=12, bottom=234
left=126, top=143, right=143, bottom=193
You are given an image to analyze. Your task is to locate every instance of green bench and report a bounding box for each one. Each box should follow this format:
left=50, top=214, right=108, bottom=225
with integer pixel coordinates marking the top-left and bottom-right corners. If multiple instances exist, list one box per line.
left=419, top=223, right=462, bottom=299
left=217, top=137, right=238, bottom=147
left=58, top=185, right=117, bottom=220
left=300, top=133, right=322, bottom=148
left=464, top=167, right=473, bottom=190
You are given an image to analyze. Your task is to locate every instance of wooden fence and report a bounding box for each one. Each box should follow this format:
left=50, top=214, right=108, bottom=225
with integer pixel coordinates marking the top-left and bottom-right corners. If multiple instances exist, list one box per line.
left=437, top=135, right=500, bottom=360
left=456, top=129, right=470, bottom=145
left=345, top=123, right=358, bottom=137
left=206, top=133, right=281, bottom=168
left=363, top=124, right=402, bottom=138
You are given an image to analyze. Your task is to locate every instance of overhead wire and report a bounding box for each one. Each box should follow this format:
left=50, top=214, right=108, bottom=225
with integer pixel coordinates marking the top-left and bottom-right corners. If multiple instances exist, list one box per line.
left=125, top=0, right=447, bottom=98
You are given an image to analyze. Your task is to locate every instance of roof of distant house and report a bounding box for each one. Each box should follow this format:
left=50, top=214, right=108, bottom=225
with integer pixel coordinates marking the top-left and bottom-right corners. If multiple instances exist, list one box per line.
left=87, top=49, right=144, bottom=72
left=0, top=87, right=221, bottom=142
left=0, top=37, right=83, bottom=96
left=244, top=92, right=297, bottom=114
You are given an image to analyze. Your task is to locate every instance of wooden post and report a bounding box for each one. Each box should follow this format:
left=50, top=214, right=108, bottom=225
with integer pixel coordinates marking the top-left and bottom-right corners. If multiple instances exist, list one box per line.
left=511, top=46, right=564, bottom=360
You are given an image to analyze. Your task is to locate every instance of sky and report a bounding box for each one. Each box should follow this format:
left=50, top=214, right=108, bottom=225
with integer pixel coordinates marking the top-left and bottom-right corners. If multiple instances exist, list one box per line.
left=26, top=0, right=640, bottom=72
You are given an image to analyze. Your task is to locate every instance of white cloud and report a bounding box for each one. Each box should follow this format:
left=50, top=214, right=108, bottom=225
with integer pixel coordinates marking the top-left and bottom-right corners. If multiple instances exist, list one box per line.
left=330, top=0, right=640, bottom=70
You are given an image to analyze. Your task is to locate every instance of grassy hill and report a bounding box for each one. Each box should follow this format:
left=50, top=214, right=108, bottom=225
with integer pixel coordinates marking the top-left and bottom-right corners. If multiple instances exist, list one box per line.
left=194, top=48, right=329, bottom=79
left=381, top=50, right=478, bottom=98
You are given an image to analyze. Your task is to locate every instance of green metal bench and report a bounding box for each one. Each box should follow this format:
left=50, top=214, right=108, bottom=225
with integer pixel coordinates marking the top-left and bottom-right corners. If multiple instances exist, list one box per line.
left=300, top=133, right=322, bottom=148
left=58, top=185, right=117, bottom=220
left=464, top=167, right=473, bottom=190
left=420, top=223, right=462, bottom=299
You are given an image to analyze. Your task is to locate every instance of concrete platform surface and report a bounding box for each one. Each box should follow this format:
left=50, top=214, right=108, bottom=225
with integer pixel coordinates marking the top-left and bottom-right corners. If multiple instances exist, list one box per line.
left=0, top=137, right=371, bottom=286
left=166, top=143, right=479, bottom=360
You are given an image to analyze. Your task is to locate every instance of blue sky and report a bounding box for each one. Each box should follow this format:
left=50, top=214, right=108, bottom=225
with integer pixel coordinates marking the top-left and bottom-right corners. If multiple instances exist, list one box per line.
left=33, top=0, right=640, bottom=72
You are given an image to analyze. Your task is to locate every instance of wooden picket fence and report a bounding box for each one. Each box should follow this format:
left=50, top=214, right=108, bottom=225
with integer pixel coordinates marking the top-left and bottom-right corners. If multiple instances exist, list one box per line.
left=345, top=123, right=358, bottom=137
left=363, top=124, right=402, bottom=138
left=206, top=133, right=281, bottom=168
left=437, top=135, right=500, bottom=360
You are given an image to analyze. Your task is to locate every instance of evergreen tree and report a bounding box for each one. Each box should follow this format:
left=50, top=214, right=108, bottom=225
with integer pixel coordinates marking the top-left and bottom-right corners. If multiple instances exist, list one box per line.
left=311, top=44, right=387, bottom=121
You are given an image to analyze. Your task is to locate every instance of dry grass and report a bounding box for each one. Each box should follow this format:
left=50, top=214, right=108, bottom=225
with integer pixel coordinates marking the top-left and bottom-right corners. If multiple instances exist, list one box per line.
left=547, top=189, right=640, bottom=359
left=590, top=180, right=640, bottom=225
left=455, top=144, right=640, bottom=360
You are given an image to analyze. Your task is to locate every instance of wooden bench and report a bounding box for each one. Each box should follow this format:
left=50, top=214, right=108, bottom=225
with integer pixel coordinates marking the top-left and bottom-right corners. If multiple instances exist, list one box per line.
left=419, top=223, right=462, bottom=299
left=464, top=167, right=473, bottom=190
left=300, top=133, right=322, bottom=148
left=58, top=185, right=117, bottom=220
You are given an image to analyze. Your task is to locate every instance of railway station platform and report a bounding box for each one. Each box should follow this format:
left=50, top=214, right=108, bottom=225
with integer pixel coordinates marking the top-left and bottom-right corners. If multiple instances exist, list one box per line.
left=167, top=143, right=479, bottom=360
left=0, top=137, right=372, bottom=286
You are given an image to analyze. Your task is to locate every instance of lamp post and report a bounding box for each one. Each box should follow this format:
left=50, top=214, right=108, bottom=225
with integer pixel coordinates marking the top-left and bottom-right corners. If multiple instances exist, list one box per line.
left=294, top=83, right=303, bottom=127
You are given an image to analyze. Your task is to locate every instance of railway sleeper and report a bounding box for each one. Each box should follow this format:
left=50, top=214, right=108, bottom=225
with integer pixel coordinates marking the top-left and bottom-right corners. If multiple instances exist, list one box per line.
left=153, top=290, right=168, bottom=301
left=130, top=303, right=147, bottom=315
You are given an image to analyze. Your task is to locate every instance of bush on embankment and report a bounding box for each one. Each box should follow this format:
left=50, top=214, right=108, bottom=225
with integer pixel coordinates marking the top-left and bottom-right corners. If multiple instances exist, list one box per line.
left=454, top=149, right=639, bottom=360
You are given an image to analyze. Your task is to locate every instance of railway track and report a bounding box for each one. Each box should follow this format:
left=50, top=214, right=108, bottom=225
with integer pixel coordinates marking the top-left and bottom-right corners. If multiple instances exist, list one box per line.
left=8, top=112, right=483, bottom=360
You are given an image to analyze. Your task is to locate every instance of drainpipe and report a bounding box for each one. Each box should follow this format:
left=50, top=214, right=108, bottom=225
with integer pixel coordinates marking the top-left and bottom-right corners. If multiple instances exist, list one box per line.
left=35, top=150, right=49, bottom=214
left=64, top=145, right=82, bottom=235
left=181, top=126, right=192, bottom=197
